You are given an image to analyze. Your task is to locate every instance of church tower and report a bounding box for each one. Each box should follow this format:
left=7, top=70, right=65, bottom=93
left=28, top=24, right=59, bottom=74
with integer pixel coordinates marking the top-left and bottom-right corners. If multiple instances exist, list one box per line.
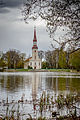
left=31, top=27, right=41, bottom=69
left=24, top=27, right=42, bottom=69
left=32, top=27, right=38, bottom=61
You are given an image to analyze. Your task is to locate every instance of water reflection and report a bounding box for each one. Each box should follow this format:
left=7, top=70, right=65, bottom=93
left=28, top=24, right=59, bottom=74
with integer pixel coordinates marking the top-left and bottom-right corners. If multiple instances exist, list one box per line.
left=0, top=72, right=80, bottom=118
left=0, top=72, right=80, bottom=101
left=45, top=76, right=80, bottom=93
left=0, top=75, right=24, bottom=92
left=32, top=73, right=41, bottom=100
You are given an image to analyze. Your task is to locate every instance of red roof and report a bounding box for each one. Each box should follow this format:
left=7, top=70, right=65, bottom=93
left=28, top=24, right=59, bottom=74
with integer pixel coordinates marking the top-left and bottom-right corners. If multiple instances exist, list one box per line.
left=32, top=27, right=38, bottom=49
left=34, top=27, right=37, bottom=41
left=33, top=39, right=37, bottom=42
left=24, top=57, right=32, bottom=62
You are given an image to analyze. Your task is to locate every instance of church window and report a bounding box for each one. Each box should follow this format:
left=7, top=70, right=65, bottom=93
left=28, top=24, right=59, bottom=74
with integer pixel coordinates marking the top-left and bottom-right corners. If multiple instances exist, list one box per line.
left=35, top=62, right=36, bottom=65
left=39, top=62, right=40, bottom=65
left=35, top=56, right=36, bottom=59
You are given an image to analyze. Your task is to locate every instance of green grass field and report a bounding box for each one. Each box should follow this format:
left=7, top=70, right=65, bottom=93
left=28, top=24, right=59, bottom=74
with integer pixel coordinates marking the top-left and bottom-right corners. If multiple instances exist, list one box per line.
left=48, top=69, right=71, bottom=72
left=5, top=68, right=80, bottom=73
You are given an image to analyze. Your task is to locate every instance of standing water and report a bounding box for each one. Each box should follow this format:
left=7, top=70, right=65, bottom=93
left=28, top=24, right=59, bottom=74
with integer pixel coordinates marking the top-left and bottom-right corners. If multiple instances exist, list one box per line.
left=0, top=72, right=80, bottom=119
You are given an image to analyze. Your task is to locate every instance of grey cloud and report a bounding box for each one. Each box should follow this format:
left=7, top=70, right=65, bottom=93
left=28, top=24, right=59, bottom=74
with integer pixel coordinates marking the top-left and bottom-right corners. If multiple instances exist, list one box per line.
left=0, top=19, right=51, bottom=55
left=0, top=0, right=26, bottom=8
left=0, top=0, right=27, bottom=14
left=0, top=7, right=10, bottom=13
left=0, top=2, right=52, bottom=56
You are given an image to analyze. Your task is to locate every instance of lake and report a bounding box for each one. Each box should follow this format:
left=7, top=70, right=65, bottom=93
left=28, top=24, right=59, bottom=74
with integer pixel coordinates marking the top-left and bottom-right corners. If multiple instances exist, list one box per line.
left=0, top=72, right=80, bottom=119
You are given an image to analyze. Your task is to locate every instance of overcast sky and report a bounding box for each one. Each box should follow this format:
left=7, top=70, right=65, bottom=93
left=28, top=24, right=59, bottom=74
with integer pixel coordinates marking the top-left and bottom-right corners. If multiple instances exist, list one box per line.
left=0, top=0, right=52, bottom=57
left=0, top=0, right=69, bottom=57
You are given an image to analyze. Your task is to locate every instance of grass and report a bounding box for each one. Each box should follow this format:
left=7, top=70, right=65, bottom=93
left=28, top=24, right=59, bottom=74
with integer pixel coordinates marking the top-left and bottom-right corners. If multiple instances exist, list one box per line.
left=48, top=69, right=80, bottom=73
left=47, top=69, right=71, bottom=72
left=5, top=68, right=30, bottom=72
left=16, top=69, right=29, bottom=72
left=4, top=68, right=80, bottom=73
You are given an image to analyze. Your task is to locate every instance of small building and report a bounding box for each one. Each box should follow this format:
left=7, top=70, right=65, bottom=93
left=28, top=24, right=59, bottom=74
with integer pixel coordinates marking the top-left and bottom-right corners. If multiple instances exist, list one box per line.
left=24, top=27, right=42, bottom=69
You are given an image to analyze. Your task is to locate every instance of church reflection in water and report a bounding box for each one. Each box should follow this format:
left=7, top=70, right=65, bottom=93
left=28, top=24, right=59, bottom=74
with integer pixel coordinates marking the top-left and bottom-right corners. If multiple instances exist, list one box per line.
left=31, top=72, right=41, bottom=100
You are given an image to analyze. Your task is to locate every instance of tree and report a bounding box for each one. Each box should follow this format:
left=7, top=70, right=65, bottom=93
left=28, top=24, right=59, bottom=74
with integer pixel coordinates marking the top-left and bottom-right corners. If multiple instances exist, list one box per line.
left=38, top=50, right=44, bottom=60
left=19, top=53, right=26, bottom=68
left=45, top=50, right=59, bottom=69
left=23, top=0, right=80, bottom=51
left=0, top=52, right=7, bottom=68
left=5, top=49, right=26, bottom=69
left=45, top=50, right=54, bottom=68
left=69, top=48, right=80, bottom=70
left=0, top=58, right=7, bottom=68
left=58, top=50, right=67, bottom=69
left=42, top=61, right=48, bottom=69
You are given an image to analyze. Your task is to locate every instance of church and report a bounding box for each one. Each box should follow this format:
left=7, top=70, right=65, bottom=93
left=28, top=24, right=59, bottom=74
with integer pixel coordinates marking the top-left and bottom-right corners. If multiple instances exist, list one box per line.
left=24, top=27, right=42, bottom=69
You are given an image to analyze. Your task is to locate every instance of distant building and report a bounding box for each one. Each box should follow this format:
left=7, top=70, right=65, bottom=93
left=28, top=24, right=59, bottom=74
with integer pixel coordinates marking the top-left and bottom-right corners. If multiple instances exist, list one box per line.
left=24, top=27, right=42, bottom=69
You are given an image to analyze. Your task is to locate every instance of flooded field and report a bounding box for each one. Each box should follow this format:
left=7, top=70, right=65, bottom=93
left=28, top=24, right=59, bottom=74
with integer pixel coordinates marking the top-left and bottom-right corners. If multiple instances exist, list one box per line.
left=0, top=72, right=80, bottom=119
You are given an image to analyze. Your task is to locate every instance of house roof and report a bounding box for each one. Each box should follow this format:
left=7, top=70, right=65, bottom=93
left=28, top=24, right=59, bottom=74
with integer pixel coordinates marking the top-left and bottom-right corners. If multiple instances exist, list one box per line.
left=24, top=57, right=32, bottom=62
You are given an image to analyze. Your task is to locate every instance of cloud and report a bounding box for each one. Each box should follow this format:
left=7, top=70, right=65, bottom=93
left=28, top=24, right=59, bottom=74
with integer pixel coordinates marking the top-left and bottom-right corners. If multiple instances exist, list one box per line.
left=0, top=0, right=26, bottom=14
left=0, top=0, right=26, bottom=8
left=0, top=1, right=70, bottom=56
left=0, top=7, right=10, bottom=13
left=0, top=5, right=69, bottom=56
left=0, top=6, right=51, bottom=56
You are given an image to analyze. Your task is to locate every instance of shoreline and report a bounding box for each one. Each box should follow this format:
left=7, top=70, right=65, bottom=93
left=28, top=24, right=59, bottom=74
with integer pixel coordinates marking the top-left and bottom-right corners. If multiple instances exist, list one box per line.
left=1, top=69, right=80, bottom=73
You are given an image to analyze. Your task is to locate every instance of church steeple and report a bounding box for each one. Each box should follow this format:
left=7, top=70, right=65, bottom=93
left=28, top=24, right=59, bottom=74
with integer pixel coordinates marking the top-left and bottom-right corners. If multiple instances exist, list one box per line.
left=32, top=27, right=38, bottom=49
left=33, top=26, right=37, bottom=42
left=24, top=26, right=42, bottom=70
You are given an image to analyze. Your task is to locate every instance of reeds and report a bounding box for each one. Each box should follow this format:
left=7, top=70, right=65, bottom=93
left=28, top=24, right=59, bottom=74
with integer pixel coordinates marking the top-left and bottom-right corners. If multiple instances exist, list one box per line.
left=0, top=92, right=80, bottom=120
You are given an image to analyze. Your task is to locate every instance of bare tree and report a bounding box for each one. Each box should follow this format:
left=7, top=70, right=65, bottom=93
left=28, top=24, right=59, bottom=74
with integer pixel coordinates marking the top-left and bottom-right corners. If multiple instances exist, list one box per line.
left=23, top=0, right=80, bottom=51
left=38, top=50, right=44, bottom=60
left=5, top=49, right=25, bottom=69
left=45, top=50, right=58, bottom=68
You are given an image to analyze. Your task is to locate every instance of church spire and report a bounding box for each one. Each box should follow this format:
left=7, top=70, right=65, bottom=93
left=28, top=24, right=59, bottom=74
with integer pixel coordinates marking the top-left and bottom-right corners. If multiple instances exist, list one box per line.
left=33, top=26, right=37, bottom=42
left=32, top=26, right=38, bottom=49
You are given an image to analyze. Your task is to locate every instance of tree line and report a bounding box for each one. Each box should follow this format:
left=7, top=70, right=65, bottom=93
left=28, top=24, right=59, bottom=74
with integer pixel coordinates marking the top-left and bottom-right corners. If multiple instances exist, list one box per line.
left=0, top=49, right=26, bottom=69
left=40, top=49, right=80, bottom=71
left=0, top=49, right=80, bottom=70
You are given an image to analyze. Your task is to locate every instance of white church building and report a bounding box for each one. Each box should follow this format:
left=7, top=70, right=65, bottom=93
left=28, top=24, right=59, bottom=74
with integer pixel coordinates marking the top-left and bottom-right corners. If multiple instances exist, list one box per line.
left=24, top=27, right=42, bottom=69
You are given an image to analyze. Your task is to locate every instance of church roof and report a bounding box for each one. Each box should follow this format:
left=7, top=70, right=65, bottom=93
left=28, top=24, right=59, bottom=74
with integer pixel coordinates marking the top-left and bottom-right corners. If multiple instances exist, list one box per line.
left=32, top=27, right=38, bottom=49
left=33, top=26, right=37, bottom=42
left=24, top=57, right=32, bottom=62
